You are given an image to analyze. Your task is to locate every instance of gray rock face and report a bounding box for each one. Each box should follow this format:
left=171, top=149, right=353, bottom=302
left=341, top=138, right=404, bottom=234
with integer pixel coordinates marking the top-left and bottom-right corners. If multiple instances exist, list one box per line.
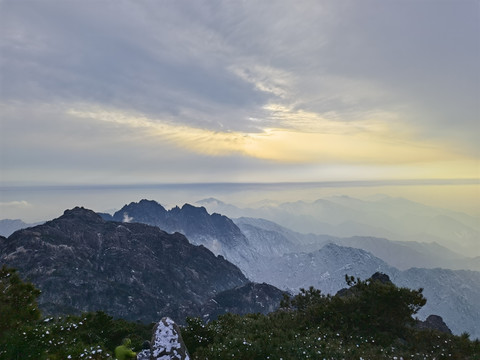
left=0, top=207, right=248, bottom=323
left=136, top=349, right=151, bottom=360
left=151, top=317, right=190, bottom=360
left=416, top=315, right=452, bottom=334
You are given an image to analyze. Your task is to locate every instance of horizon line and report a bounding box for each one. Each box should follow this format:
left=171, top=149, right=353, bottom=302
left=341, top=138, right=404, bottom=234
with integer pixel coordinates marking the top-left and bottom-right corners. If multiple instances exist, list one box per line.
left=1, top=178, right=478, bottom=191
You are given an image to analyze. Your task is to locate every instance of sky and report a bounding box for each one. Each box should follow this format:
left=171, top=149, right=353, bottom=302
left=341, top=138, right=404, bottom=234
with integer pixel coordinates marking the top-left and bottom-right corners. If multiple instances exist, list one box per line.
left=0, top=0, right=479, bottom=220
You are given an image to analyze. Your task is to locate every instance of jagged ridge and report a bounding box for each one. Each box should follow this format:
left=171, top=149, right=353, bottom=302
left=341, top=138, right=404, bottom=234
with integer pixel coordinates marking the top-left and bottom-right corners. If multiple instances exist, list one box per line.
left=0, top=207, right=249, bottom=323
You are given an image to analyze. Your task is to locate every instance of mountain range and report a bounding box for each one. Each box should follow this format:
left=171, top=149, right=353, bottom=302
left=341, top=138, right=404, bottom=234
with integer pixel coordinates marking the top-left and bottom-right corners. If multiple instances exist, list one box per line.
left=0, top=207, right=281, bottom=324
left=234, top=217, right=480, bottom=271
left=98, top=199, right=480, bottom=338
left=1, top=199, right=479, bottom=338
left=197, top=196, right=479, bottom=258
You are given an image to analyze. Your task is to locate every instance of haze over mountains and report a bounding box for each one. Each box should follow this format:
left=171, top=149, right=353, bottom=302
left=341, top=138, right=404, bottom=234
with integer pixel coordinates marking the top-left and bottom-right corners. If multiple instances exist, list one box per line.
left=100, top=199, right=480, bottom=338
left=197, top=195, right=479, bottom=258
left=234, top=217, right=480, bottom=272
left=1, top=197, right=479, bottom=339
left=0, top=219, right=44, bottom=237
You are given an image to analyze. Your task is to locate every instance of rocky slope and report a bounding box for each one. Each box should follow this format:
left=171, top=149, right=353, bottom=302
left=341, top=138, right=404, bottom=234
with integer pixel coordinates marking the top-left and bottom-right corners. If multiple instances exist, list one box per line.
left=0, top=207, right=249, bottom=323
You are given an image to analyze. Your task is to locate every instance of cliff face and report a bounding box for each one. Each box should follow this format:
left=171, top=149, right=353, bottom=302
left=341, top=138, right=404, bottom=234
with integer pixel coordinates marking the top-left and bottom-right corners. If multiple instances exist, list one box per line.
left=0, top=207, right=248, bottom=323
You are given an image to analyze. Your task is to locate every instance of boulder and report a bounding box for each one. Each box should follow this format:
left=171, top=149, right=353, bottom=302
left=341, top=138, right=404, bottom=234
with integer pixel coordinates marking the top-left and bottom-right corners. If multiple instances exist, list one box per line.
left=137, top=341, right=151, bottom=360
left=137, top=349, right=151, bottom=360
left=151, top=317, right=190, bottom=360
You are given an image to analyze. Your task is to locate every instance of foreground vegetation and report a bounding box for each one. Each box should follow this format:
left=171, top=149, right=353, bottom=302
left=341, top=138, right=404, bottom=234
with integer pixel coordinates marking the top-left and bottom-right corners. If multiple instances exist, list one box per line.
left=1, top=265, right=479, bottom=359
left=183, top=280, right=479, bottom=359
left=0, top=266, right=152, bottom=360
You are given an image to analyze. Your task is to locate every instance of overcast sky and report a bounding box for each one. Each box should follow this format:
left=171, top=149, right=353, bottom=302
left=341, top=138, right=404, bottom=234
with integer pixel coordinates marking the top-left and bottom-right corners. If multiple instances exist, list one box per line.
left=1, top=0, right=479, bottom=189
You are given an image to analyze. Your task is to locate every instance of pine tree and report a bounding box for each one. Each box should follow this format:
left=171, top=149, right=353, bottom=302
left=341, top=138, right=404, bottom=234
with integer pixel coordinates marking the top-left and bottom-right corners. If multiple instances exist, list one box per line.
left=0, top=265, right=41, bottom=337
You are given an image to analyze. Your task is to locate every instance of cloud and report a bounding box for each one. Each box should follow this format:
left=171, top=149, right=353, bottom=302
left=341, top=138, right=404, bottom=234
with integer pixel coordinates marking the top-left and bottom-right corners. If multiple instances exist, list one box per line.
left=0, top=200, right=32, bottom=208
left=122, top=213, right=133, bottom=223
left=0, top=0, right=478, bottom=186
left=229, top=63, right=292, bottom=99
left=2, top=1, right=477, bottom=133
left=67, top=105, right=473, bottom=169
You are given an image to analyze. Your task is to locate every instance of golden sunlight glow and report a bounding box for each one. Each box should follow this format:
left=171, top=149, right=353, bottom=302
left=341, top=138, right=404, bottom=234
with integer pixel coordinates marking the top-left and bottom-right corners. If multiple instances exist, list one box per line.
left=67, top=107, right=478, bottom=179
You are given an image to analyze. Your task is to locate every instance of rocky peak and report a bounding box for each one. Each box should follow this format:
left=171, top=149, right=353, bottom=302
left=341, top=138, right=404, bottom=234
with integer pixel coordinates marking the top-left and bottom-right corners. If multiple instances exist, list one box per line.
left=415, top=314, right=452, bottom=334
left=60, top=207, right=105, bottom=224
left=136, top=199, right=168, bottom=213
left=113, top=200, right=167, bottom=224
left=180, top=203, right=208, bottom=215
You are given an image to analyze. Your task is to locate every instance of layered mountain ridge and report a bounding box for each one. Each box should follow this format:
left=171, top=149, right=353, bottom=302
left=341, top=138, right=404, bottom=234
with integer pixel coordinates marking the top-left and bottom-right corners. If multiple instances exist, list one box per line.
left=0, top=207, right=255, bottom=323
left=2, top=200, right=479, bottom=338
left=197, top=196, right=479, bottom=257
left=98, top=200, right=480, bottom=338
left=235, top=217, right=480, bottom=271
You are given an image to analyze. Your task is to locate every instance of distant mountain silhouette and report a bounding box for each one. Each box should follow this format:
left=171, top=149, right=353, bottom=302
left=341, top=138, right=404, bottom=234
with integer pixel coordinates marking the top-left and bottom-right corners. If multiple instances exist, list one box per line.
left=235, top=217, right=480, bottom=271
left=0, top=218, right=44, bottom=237
left=197, top=195, right=479, bottom=257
